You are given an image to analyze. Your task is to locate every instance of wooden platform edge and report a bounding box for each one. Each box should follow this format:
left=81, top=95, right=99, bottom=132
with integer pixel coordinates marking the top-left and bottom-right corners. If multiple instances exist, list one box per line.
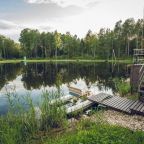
left=88, top=93, right=144, bottom=116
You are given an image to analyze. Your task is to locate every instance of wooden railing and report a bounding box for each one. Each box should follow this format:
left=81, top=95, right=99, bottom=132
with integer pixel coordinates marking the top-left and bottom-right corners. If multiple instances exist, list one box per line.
left=138, top=64, right=144, bottom=91
left=134, top=49, right=144, bottom=55
left=133, top=49, right=144, bottom=64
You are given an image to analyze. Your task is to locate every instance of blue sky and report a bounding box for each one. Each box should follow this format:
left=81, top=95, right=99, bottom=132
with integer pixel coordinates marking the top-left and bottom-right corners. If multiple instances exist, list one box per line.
left=0, top=0, right=144, bottom=41
left=0, top=0, right=27, bottom=11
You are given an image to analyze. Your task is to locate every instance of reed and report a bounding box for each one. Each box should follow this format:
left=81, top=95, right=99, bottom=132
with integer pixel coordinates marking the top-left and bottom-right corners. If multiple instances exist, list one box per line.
left=0, top=90, right=67, bottom=144
left=40, top=91, right=67, bottom=131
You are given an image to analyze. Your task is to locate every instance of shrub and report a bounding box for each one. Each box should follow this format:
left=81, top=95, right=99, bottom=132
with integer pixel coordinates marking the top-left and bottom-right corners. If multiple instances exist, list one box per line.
left=114, top=78, right=131, bottom=96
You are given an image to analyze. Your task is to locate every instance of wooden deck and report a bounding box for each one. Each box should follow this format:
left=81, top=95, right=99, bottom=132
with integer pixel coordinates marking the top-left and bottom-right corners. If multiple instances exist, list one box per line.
left=88, top=93, right=144, bottom=115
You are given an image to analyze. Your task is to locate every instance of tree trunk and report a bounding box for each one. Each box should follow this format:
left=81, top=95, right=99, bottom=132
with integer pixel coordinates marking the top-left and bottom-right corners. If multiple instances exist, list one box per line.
left=128, top=39, right=130, bottom=56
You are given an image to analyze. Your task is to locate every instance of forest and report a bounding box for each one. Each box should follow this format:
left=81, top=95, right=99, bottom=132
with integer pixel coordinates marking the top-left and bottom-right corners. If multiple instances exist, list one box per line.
left=0, top=35, right=20, bottom=59
left=0, top=18, right=144, bottom=59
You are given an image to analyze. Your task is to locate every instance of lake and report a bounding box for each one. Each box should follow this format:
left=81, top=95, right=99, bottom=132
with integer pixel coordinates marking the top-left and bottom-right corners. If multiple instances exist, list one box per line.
left=0, top=62, right=130, bottom=115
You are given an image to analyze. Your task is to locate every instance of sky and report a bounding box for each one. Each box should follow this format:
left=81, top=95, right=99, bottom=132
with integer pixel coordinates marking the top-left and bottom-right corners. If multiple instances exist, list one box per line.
left=0, top=0, right=144, bottom=42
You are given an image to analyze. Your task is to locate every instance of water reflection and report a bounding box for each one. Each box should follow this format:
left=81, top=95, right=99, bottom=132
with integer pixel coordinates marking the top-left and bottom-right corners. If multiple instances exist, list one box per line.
left=21, top=62, right=129, bottom=90
left=0, top=62, right=130, bottom=115
left=0, top=63, right=21, bottom=90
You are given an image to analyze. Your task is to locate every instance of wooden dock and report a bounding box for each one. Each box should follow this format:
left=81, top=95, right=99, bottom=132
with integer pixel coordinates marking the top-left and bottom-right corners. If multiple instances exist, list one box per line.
left=88, top=93, right=144, bottom=115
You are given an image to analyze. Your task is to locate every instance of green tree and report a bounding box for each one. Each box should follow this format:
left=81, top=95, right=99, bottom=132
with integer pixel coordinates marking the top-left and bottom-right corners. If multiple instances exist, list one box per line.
left=54, top=31, right=62, bottom=58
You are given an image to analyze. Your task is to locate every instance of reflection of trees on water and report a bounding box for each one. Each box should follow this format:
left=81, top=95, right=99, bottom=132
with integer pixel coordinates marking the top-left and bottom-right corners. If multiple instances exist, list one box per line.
left=0, top=63, right=22, bottom=90
left=21, top=62, right=130, bottom=91
left=0, top=63, right=130, bottom=91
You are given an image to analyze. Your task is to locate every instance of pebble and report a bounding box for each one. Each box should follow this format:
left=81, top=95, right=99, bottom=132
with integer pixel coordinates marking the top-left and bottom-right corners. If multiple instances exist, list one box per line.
left=103, top=110, right=144, bottom=131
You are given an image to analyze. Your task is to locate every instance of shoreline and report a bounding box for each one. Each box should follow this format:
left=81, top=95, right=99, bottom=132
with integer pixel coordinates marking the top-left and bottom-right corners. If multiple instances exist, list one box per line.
left=0, top=59, right=132, bottom=64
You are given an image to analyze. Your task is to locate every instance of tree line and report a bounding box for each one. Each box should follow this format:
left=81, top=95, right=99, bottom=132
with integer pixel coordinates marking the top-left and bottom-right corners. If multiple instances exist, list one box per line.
left=0, top=35, right=20, bottom=59
left=0, top=18, right=144, bottom=59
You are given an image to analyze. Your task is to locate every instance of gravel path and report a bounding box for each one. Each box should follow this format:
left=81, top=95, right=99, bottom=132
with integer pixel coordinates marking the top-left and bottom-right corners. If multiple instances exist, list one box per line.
left=102, top=110, right=144, bottom=131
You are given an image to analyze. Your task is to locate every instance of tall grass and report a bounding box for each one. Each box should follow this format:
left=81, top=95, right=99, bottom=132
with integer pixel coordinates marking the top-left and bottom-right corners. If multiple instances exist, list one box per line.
left=114, top=78, right=131, bottom=97
left=40, top=91, right=67, bottom=131
left=0, top=90, right=67, bottom=144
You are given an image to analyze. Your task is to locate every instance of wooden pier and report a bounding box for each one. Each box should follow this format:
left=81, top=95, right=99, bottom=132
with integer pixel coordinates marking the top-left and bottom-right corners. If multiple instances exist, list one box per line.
left=88, top=93, right=144, bottom=116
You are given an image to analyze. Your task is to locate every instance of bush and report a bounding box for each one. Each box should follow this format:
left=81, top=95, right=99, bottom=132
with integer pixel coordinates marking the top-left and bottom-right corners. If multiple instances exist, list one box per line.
left=114, top=78, right=131, bottom=96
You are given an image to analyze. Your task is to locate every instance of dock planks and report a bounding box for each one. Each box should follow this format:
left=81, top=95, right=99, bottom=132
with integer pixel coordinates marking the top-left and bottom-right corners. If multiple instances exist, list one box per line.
left=88, top=93, right=144, bottom=115
left=130, top=101, right=144, bottom=115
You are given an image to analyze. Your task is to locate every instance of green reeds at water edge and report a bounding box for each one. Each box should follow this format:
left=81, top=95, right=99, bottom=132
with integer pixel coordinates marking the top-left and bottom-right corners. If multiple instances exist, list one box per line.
left=0, top=90, right=67, bottom=144
left=40, top=91, right=67, bottom=131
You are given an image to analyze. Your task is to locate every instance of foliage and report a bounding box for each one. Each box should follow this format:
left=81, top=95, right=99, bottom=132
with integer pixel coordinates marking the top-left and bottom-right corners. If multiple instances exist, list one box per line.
left=0, top=94, right=37, bottom=144
left=18, top=18, right=144, bottom=59
left=45, top=120, right=144, bottom=144
left=114, top=78, right=131, bottom=96
left=0, top=91, right=67, bottom=144
left=0, top=18, right=143, bottom=59
left=0, top=35, right=20, bottom=59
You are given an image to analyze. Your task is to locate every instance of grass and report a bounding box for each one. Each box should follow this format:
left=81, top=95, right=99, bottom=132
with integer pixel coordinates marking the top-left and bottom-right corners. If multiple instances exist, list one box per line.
left=44, top=119, right=144, bottom=144
left=0, top=58, right=132, bottom=64
left=127, top=93, right=140, bottom=100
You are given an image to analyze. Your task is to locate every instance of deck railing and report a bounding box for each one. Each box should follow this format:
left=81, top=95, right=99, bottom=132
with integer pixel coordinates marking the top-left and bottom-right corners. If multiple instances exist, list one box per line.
left=133, top=49, right=144, bottom=63
left=138, top=64, right=144, bottom=91
left=134, top=49, right=144, bottom=55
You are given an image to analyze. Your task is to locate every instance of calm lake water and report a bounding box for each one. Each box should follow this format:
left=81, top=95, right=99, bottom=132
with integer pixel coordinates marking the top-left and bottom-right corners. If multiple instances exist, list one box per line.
left=0, top=62, right=130, bottom=115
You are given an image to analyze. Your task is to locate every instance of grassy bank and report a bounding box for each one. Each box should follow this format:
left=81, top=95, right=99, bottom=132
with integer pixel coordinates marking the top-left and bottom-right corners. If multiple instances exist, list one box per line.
left=44, top=120, right=144, bottom=144
left=0, top=58, right=132, bottom=64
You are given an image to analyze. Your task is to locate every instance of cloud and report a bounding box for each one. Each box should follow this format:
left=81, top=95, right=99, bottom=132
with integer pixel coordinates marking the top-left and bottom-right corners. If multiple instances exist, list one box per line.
left=37, top=25, right=53, bottom=31
left=0, top=19, right=54, bottom=41
left=0, top=19, right=53, bottom=33
left=21, top=23, right=53, bottom=32
left=86, top=1, right=100, bottom=8
left=0, top=20, right=18, bottom=30
left=25, top=0, right=99, bottom=8
left=0, top=20, right=22, bottom=41
left=6, top=3, right=83, bottom=24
